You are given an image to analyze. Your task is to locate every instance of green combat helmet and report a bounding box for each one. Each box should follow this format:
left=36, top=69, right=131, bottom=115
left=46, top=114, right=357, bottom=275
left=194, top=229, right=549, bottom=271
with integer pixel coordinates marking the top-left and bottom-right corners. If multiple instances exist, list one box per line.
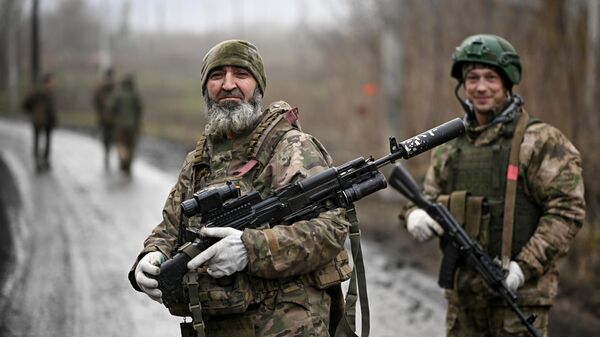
left=200, top=39, right=267, bottom=96
left=451, top=34, right=523, bottom=122
left=451, top=34, right=521, bottom=87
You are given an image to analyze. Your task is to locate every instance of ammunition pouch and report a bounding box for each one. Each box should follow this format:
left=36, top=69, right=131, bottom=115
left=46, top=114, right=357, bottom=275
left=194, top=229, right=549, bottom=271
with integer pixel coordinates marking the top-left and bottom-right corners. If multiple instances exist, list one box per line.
left=165, top=250, right=351, bottom=321
left=437, top=191, right=490, bottom=247
left=436, top=191, right=491, bottom=289
left=185, top=268, right=254, bottom=317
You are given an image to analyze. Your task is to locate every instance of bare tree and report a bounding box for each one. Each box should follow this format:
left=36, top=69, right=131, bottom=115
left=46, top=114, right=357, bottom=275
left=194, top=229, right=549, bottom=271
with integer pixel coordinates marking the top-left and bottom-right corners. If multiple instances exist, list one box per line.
left=586, top=0, right=599, bottom=130
left=2, top=0, right=22, bottom=112
left=31, top=0, right=40, bottom=84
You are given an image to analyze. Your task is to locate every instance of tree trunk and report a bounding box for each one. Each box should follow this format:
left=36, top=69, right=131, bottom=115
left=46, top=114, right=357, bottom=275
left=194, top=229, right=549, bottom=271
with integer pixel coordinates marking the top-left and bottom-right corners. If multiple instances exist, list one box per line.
left=381, top=0, right=403, bottom=138
left=31, top=0, right=40, bottom=84
left=586, top=0, right=599, bottom=130
left=3, top=0, right=20, bottom=113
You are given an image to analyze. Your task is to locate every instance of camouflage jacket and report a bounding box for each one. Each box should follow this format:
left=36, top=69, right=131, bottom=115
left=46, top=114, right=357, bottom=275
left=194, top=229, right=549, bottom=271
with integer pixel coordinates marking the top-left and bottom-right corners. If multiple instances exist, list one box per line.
left=22, top=87, right=57, bottom=128
left=109, top=88, right=143, bottom=129
left=92, top=80, right=115, bottom=121
left=402, top=110, right=585, bottom=305
left=129, top=106, right=349, bottom=291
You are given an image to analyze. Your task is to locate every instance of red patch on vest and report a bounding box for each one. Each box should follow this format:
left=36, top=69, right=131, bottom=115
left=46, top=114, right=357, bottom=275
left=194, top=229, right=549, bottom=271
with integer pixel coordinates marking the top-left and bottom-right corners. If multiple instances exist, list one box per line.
left=506, top=164, right=519, bottom=181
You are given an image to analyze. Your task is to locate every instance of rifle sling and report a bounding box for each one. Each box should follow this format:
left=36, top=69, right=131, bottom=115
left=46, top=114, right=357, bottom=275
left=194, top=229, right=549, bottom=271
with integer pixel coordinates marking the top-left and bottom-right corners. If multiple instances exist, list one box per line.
left=334, top=208, right=370, bottom=337
left=501, top=110, right=529, bottom=260
left=184, top=271, right=206, bottom=337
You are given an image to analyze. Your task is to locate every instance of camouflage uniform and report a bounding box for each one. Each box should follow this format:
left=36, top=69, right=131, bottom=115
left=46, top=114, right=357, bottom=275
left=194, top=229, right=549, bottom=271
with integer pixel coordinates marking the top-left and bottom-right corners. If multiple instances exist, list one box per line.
left=129, top=82, right=349, bottom=336
left=403, top=111, right=585, bottom=337
left=401, top=34, right=585, bottom=337
left=128, top=104, right=350, bottom=336
left=129, top=39, right=352, bottom=336
left=92, top=71, right=116, bottom=165
left=109, top=75, right=143, bottom=174
left=22, top=75, right=57, bottom=169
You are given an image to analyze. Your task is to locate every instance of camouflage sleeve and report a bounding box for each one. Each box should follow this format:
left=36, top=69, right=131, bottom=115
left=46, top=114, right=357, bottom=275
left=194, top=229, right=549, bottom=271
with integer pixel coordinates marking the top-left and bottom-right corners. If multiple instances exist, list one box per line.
left=398, top=142, right=454, bottom=226
left=515, top=123, right=586, bottom=280
left=422, top=142, right=454, bottom=200
left=241, top=129, right=350, bottom=279
left=128, top=151, right=194, bottom=290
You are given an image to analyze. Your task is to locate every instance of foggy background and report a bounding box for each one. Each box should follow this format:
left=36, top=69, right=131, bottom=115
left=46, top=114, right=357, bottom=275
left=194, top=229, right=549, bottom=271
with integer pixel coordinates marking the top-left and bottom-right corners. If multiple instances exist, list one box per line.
left=1, top=0, right=599, bottom=335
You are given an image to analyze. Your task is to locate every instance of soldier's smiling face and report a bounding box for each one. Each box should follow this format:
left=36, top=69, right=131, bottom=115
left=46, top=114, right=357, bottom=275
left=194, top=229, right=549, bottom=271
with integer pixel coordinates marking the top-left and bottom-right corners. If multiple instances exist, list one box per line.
left=203, top=65, right=263, bottom=137
left=464, top=67, right=507, bottom=118
left=206, top=66, right=258, bottom=106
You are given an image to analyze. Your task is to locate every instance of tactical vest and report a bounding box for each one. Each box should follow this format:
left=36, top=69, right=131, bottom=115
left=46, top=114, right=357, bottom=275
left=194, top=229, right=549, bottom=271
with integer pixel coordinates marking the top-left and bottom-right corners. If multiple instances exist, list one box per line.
left=175, top=101, right=352, bottom=336
left=444, top=114, right=542, bottom=259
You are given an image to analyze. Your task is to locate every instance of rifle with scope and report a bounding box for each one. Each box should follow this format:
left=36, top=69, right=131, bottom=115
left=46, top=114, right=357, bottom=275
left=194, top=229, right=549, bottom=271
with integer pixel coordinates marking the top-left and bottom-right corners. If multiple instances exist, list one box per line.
left=155, top=118, right=466, bottom=310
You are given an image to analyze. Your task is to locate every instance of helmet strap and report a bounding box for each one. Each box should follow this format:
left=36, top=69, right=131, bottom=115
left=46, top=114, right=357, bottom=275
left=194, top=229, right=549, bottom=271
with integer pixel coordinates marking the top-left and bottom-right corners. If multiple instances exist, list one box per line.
left=454, top=82, right=475, bottom=122
left=455, top=82, right=523, bottom=125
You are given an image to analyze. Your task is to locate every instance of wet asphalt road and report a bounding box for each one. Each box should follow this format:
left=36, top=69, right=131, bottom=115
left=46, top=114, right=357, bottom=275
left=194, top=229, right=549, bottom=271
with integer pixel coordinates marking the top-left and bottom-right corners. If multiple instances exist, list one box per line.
left=0, top=118, right=445, bottom=337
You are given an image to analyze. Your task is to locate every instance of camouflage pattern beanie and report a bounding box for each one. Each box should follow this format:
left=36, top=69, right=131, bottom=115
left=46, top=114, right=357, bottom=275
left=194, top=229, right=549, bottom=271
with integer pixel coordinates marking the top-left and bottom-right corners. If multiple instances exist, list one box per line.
left=200, top=39, right=266, bottom=96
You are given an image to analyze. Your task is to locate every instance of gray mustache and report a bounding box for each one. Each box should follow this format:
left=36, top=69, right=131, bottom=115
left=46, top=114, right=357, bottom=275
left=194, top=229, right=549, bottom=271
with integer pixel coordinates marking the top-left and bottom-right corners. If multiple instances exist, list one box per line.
left=216, top=89, right=244, bottom=101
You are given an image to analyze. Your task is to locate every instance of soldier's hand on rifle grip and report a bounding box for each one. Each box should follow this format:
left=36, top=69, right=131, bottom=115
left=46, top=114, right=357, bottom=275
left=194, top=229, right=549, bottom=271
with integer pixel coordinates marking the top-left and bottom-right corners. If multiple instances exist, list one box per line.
left=135, top=251, right=167, bottom=303
left=407, top=208, right=444, bottom=242
left=187, top=227, right=249, bottom=278
left=505, top=261, right=525, bottom=292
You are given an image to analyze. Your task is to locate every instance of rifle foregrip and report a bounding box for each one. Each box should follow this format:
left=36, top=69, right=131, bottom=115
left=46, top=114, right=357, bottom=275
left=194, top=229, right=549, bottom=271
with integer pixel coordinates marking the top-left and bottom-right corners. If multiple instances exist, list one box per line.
left=438, top=236, right=460, bottom=289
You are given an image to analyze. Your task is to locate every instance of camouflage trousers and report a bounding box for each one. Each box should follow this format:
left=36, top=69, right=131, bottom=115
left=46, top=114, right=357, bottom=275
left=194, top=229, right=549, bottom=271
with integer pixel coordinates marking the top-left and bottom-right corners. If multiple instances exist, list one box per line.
left=114, top=127, right=137, bottom=172
left=99, top=121, right=114, bottom=153
left=33, top=124, right=53, bottom=163
left=446, top=294, right=549, bottom=337
left=203, top=284, right=331, bottom=337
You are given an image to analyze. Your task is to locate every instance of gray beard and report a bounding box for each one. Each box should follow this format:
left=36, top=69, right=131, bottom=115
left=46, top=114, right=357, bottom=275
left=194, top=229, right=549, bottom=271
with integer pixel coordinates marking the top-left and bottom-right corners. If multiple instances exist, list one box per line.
left=204, top=89, right=263, bottom=137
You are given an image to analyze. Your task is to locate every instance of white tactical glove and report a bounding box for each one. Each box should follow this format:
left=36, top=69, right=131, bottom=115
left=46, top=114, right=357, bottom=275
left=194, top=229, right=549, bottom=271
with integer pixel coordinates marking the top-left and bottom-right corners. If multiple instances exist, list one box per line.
left=406, top=208, right=444, bottom=242
left=505, top=261, right=525, bottom=292
left=187, top=227, right=248, bottom=278
left=135, top=251, right=167, bottom=303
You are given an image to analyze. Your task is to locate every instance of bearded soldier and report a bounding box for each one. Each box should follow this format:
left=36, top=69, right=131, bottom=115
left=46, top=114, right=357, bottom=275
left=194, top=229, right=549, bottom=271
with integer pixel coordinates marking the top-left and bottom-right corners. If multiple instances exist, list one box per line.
left=400, top=34, right=585, bottom=336
left=128, top=40, right=351, bottom=337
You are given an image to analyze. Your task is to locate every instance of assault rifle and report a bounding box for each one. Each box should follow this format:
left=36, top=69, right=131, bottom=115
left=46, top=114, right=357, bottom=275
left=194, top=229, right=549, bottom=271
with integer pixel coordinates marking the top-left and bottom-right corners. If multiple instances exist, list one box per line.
left=388, top=164, right=542, bottom=337
left=155, top=118, right=466, bottom=310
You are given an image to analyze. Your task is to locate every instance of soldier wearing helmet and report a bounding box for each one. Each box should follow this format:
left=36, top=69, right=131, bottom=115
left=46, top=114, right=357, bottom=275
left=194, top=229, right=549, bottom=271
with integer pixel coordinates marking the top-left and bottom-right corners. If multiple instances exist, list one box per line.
left=128, top=40, right=351, bottom=337
left=400, top=34, right=585, bottom=336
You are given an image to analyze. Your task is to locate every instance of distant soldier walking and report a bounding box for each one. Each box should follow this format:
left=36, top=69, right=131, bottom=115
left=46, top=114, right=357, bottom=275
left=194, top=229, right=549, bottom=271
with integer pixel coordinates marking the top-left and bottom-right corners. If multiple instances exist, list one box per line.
left=22, top=73, right=57, bottom=171
left=109, top=74, right=143, bottom=174
left=92, top=68, right=116, bottom=168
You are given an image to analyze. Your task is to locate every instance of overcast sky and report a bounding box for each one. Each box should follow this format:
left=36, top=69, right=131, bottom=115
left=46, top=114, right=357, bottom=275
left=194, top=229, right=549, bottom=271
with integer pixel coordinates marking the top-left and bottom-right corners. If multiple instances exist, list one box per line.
left=43, top=0, right=351, bottom=34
